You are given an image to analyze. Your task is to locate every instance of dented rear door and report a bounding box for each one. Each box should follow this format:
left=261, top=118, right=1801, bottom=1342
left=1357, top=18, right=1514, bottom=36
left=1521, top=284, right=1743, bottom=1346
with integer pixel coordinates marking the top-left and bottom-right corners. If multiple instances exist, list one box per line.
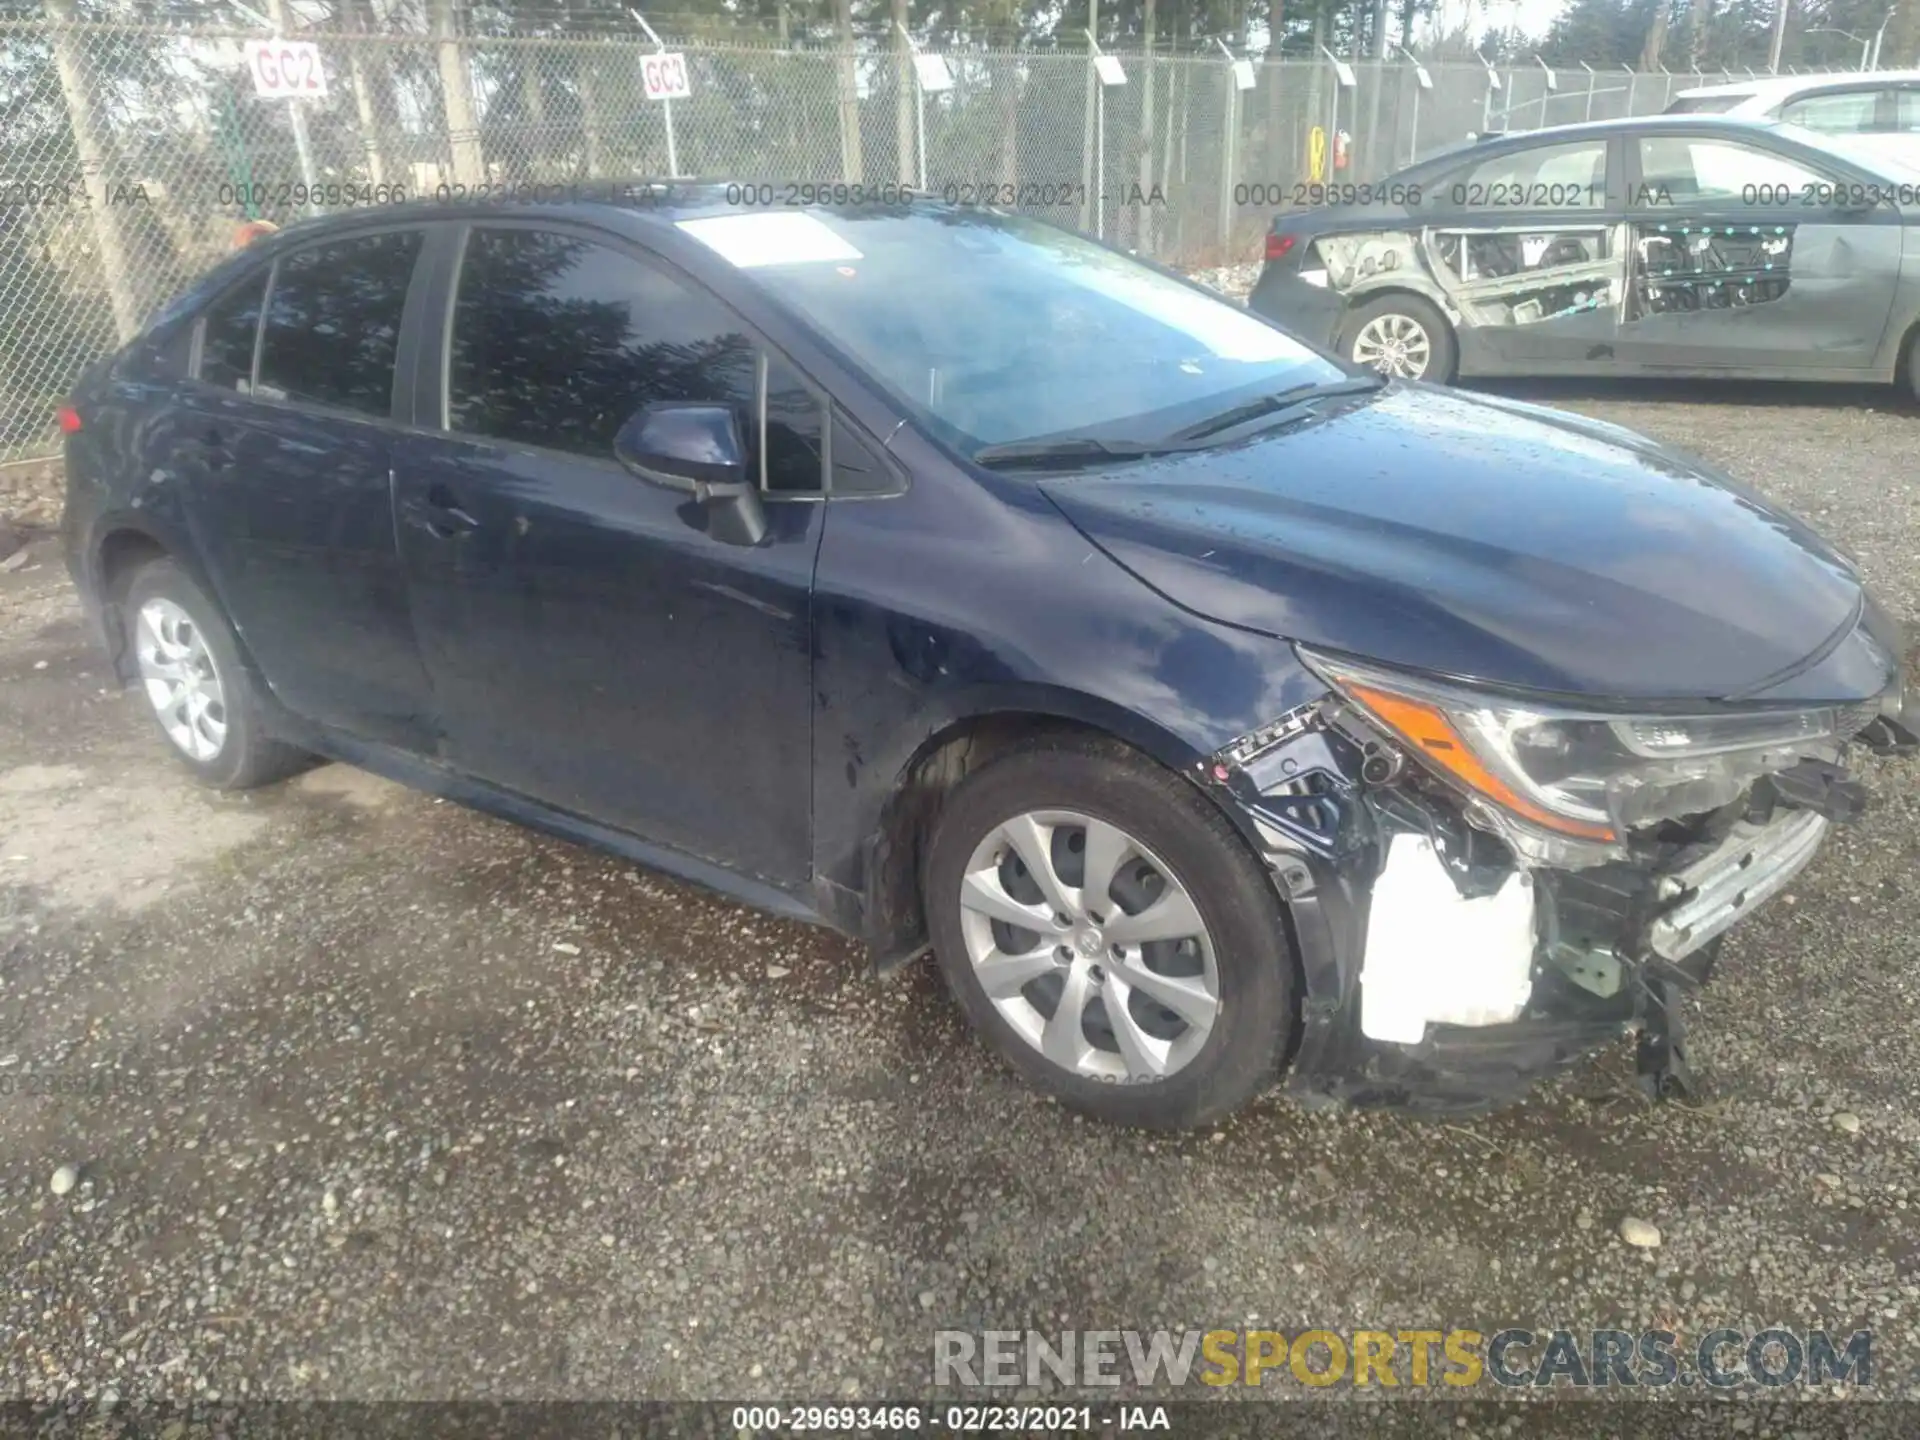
left=1617, top=131, right=1903, bottom=373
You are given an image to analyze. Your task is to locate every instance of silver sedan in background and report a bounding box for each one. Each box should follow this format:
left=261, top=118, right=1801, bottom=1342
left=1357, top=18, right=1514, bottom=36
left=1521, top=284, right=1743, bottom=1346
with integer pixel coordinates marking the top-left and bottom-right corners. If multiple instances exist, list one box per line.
left=1248, top=115, right=1920, bottom=394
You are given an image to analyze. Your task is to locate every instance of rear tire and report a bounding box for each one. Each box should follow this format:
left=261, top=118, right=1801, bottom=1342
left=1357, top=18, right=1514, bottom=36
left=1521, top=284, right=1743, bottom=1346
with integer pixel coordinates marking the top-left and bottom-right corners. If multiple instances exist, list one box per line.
left=923, top=738, right=1297, bottom=1130
left=1343, top=292, right=1458, bottom=383
left=122, top=558, right=308, bottom=790
left=1899, top=326, right=1920, bottom=404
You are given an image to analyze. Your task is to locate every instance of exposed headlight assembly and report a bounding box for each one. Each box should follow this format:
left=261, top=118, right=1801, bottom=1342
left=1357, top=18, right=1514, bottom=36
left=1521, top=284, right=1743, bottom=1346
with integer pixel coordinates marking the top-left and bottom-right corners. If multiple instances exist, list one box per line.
left=1301, top=648, right=1847, bottom=863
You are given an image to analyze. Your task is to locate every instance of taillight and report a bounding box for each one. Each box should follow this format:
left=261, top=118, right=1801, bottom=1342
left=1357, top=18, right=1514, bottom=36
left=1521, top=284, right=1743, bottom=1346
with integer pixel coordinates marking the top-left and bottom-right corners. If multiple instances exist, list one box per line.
left=56, top=404, right=82, bottom=434
left=1265, top=232, right=1297, bottom=263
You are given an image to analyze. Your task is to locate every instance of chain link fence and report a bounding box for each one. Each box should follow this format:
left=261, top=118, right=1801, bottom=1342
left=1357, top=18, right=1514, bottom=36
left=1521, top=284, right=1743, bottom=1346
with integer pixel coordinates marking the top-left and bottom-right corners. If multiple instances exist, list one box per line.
left=0, top=13, right=1794, bottom=460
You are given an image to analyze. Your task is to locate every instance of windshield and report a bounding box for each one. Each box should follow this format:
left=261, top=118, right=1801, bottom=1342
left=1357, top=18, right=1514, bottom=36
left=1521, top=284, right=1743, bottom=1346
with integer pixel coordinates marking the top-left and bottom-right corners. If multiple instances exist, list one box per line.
left=675, top=207, right=1341, bottom=454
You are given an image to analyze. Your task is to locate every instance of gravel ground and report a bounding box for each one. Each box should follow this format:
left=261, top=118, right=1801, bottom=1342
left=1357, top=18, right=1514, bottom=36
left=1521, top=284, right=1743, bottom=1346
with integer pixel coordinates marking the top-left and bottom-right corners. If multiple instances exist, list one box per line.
left=1, top=382, right=1917, bottom=1413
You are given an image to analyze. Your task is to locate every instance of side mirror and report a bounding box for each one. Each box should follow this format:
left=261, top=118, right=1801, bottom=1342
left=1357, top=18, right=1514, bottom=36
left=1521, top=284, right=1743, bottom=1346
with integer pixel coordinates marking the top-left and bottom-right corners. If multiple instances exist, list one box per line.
left=613, top=402, right=751, bottom=500
left=612, top=401, right=767, bottom=546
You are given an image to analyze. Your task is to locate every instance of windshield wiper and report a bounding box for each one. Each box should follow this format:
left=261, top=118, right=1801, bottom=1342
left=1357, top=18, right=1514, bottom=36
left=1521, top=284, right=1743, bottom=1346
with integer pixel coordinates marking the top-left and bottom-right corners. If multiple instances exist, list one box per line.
left=970, top=436, right=1186, bottom=471
left=1167, top=374, right=1385, bottom=444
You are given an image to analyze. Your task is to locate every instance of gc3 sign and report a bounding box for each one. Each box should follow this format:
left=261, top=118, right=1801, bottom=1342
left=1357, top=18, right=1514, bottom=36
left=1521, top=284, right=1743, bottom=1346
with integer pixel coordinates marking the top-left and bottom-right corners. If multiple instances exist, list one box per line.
left=246, top=39, right=328, bottom=98
left=641, top=51, right=692, bottom=101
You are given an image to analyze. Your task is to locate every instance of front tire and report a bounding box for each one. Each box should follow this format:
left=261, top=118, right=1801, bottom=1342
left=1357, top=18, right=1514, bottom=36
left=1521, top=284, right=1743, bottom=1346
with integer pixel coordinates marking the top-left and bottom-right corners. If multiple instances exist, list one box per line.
left=1344, top=293, right=1458, bottom=383
left=924, top=738, right=1297, bottom=1130
left=122, top=557, right=308, bottom=790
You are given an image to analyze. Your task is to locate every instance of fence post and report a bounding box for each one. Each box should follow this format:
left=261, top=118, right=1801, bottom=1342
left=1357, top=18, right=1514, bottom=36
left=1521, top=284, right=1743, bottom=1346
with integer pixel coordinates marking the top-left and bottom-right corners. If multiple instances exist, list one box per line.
left=1214, top=40, right=1236, bottom=267
left=1081, top=23, right=1098, bottom=231
left=1138, top=36, right=1158, bottom=257
left=833, top=0, right=863, bottom=182
left=429, top=0, right=485, bottom=185
left=264, top=0, right=321, bottom=199
left=43, top=0, right=139, bottom=343
left=893, top=2, right=914, bottom=185
left=1161, top=57, right=1181, bottom=258
left=345, top=33, right=391, bottom=185
left=630, top=12, right=680, bottom=179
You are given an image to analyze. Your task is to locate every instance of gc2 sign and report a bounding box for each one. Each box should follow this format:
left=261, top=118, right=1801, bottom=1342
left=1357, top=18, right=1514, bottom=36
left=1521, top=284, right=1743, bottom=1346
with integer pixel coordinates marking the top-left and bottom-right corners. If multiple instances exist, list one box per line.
left=641, top=52, right=692, bottom=101
left=246, top=40, right=328, bottom=99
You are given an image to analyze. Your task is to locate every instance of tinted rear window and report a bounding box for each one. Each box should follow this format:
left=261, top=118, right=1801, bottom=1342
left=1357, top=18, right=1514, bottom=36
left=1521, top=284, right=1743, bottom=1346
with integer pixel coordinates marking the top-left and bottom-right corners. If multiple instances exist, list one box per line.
left=197, top=274, right=266, bottom=391
left=255, top=230, right=423, bottom=417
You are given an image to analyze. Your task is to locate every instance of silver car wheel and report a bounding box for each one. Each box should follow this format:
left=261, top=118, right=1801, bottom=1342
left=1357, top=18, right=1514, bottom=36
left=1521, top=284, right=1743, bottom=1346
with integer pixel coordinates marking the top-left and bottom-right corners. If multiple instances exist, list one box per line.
left=957, top=809, right=1220, bottom=1083
left=1351, top=312, right=1432, bottom=379
left=135, top=597, right=228, bottom=762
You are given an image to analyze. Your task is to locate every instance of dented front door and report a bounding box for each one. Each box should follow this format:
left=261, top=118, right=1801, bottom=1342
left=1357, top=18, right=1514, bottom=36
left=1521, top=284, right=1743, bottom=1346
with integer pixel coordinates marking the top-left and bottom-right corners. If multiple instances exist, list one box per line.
left=1616, top=132, right=1903, bottom=372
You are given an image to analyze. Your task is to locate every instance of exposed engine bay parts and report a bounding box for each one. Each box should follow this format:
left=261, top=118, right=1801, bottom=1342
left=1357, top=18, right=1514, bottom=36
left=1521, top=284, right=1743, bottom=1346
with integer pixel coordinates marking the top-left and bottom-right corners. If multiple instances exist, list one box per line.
left=1197, top=661, right=1916, bottom=1112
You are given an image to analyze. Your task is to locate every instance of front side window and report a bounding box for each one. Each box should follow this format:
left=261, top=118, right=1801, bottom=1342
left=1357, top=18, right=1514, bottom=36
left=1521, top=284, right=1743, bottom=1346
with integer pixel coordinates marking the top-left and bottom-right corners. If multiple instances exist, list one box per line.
left=763, top=355, right=825, bottom=493
left=449, top=228, right=756, bottom=459
left=197, top=273, right=267, bottom=391
left=1779, top=90, right=1883, bottom=133
left=1635, top=136, right=1825, bottom=204
left=255, top=230, right=423, bottom=416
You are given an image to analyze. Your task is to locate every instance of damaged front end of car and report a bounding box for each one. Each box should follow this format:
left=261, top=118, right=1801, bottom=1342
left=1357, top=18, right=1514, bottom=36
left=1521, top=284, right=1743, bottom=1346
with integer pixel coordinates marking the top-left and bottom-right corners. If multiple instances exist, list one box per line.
left=1197, top=649, right=1918, bottom=1113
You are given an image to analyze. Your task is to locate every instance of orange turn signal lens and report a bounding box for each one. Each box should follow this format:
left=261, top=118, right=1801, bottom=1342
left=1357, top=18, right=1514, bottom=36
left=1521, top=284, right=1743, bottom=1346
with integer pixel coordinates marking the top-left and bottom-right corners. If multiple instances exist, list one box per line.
left=1344, top=681, right=1618, bottom=844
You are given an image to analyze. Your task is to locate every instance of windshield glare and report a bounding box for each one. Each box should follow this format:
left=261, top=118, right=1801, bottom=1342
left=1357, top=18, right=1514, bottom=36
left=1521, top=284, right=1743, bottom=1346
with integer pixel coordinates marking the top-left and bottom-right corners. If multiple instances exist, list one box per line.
left=679, top=207, right=1340, bottom=453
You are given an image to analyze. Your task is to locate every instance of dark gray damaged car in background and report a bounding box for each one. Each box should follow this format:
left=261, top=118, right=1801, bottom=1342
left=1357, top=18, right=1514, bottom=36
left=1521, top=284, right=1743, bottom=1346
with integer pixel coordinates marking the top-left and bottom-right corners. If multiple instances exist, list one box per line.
left=1251, top=114, right=1920, bottom=391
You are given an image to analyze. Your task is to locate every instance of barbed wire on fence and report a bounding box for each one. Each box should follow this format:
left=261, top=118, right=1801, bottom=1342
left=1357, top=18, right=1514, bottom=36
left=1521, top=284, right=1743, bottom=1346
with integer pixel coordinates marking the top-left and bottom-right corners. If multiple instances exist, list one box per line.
left=0, top=13, right=1841, bottom=461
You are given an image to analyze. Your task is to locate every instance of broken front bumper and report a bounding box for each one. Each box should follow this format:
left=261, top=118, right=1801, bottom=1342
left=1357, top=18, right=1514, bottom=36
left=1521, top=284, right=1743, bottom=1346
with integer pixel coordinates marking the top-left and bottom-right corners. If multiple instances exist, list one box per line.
left=1206, top=708, right=1872, bottom=1114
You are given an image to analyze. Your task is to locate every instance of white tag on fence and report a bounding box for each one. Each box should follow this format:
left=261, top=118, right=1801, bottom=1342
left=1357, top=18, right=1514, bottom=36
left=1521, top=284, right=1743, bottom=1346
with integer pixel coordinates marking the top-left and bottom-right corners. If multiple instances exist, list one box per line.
left=246, top=40, right=327, bottom=99
left=642, top=51, right=692, bottom=101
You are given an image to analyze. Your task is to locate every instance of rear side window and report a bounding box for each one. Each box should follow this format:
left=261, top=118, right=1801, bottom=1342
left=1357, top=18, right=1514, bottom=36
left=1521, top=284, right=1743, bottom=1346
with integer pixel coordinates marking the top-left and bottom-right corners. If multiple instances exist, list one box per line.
left=1779, top=89, right=1883, bottom=133
left=1447, top=140, right=1608, bottom=209
left=197, top=274, right=267, bottom=391
left=255, top=230, right=423, bottom=417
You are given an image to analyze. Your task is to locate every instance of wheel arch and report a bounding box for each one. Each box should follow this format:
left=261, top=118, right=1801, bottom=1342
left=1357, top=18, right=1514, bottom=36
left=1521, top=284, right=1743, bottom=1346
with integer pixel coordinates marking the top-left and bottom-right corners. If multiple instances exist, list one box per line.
left=1890, top=309, right=1920, bottom=393
left=94, top=525, right=175, bottom=683
left=853, top=690, right=1272, bottom=972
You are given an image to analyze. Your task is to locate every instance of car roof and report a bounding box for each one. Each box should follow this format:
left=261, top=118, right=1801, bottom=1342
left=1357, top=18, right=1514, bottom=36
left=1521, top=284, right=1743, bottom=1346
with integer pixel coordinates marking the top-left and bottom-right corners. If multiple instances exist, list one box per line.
left=1673, top=69, right=1920, bottom=102
left=244, top=180, right=755, bottom=250
left=1391, top=112, right=1791, bottom=173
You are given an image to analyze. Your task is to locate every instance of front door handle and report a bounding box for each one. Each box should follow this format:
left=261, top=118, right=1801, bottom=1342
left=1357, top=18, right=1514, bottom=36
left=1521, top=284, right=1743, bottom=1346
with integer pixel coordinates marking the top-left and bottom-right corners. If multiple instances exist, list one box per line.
left=178, top=426, right=232, bottom=473
left=422, top=483, right=480, bottom=539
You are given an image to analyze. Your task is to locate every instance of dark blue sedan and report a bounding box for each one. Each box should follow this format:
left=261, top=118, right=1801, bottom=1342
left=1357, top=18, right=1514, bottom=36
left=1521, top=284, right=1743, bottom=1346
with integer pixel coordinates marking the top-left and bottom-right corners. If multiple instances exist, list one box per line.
left=60, top=190, right=1915, bottom=1127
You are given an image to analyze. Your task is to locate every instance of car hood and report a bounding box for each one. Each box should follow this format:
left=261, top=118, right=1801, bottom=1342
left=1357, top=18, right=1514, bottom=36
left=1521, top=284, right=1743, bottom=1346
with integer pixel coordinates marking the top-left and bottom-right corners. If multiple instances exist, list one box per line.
left=1039, top=384, right=1869, bottom=702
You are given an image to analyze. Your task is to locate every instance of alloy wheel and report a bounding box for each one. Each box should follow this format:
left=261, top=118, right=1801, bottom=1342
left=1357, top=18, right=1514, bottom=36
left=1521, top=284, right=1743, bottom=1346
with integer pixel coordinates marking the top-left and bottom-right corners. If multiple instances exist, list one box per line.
left=1352, top=312, right=1432, bottom=379
left=135, top=597, right=228, bottom=762
left=957, top=809, right=1220, bottom=1083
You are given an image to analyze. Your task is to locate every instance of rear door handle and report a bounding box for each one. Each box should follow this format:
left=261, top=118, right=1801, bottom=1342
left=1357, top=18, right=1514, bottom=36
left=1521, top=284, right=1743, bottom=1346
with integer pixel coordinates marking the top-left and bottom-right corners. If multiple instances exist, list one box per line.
left=422, top=483, right=480, bottom=539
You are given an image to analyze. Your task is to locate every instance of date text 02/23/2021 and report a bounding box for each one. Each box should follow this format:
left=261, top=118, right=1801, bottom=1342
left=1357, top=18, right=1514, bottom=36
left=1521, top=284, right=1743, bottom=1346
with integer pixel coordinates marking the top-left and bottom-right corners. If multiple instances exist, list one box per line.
left=731, top=1405, right=1171, bottom=1433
